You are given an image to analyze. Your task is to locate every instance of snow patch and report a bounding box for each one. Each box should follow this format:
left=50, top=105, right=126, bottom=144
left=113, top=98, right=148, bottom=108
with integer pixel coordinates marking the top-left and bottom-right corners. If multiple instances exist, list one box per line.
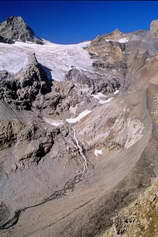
left=99, top=97, right=113, bottom=104
left=92, top=92, right=107, bottom=100
left=114, top=89, right=119, bottom=95
left=92, top=92, right=113, bottom=104
left=105, top=38, right=128, bottom=43
left=118, top=38, right=128, bottom=43
left=43, top=117, right=64, bottom=127
left=94, top=149, right=103, bottom=156
left=105, top=39, right=113, bottom=42
left=66, top=110, right=91, bottom=124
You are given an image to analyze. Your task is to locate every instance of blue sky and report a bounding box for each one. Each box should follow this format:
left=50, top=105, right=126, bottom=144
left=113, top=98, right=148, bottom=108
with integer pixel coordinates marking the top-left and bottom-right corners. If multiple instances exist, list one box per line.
left=1, top=1, right=158, bottom=44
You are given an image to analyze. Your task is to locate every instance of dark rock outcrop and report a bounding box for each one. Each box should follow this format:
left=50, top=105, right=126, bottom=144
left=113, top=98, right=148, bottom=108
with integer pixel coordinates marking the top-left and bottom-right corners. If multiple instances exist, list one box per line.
left=0, top=35, right=13, bottom=44
left=15, top=123, right=60, bottom=166
left=66, top=67, right=121, bottom=95
left=86, top=36, right=128, bottom=90
left=0, top=54, right=51, bottom=110
left=0, top=119, right=24, bottom=151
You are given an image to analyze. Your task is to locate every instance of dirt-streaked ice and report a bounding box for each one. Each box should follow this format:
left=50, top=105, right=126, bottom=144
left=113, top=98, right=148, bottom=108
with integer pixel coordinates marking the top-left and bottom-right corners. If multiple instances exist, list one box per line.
left=43, top=117, right=64, bottom=127
left=66, top=110, right=91, bottom=124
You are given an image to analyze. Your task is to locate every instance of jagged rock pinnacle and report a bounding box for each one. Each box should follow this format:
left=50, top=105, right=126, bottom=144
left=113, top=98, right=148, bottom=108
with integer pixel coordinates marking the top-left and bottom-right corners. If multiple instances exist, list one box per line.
left=150, top=19, right=158, bottom=36
left=0, top=16, right=43, bottom=44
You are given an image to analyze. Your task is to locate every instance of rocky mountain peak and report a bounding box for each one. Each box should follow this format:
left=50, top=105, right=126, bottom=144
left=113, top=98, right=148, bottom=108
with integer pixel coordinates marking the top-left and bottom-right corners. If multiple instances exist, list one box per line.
left=6, top=16, right=25, bottom=23
left=105, top=28, right=124, bottom=40
left=0, top=16, right=43, bottom=44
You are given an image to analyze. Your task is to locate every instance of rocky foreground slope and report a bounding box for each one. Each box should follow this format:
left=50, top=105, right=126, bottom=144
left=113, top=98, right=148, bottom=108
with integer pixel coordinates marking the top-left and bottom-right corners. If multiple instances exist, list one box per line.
left=0, top=16, right=158, bottom=237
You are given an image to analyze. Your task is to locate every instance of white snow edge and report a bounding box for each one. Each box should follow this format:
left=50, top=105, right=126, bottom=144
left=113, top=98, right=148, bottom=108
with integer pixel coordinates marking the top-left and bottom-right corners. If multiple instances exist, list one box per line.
left=105, top=38, right=128, bottom=43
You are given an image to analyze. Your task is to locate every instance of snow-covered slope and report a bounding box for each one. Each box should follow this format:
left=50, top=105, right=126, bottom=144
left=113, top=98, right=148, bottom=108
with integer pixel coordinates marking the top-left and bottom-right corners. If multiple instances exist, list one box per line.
left=0, top=40, right=93, bottom=81
left=0, top=46, right=29, bottom=74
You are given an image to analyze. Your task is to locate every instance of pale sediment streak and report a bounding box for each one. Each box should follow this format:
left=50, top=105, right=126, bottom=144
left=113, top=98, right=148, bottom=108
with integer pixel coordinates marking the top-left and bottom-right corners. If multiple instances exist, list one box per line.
left=72, top=127, right=88, bottom=174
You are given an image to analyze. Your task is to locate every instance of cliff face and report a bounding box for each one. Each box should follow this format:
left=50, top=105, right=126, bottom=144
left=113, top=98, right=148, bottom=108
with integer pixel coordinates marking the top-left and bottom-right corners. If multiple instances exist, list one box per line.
left=1, top=17, right=158, bottom=237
